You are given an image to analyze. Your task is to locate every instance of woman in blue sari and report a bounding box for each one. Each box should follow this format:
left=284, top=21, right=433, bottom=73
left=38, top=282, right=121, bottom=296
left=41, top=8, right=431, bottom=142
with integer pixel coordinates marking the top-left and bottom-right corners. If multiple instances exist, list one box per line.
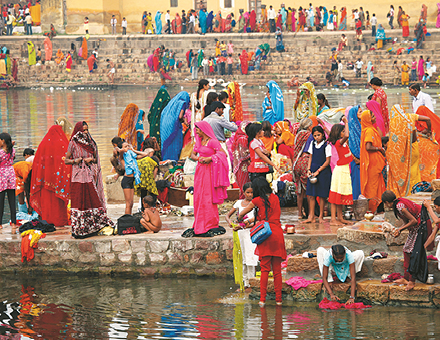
left=136, top=110, right=146, bottom=151
left=262, top=80, right=284, bottom=125
left=376, top=24, right=386, bottom=49
left=155, top=11, right=162, bottom=34
left=348, top=105, right=362, bottom=199
left=199, top=9, right=207, bottom=34
left=160, top=91, right=190, bottom=161
left=338, top=7, right=347, bottom=31
left=275, top=28, right=285, bottom=52
left=323, top=7, right=329, bottom=26
left=207, top=11, right=214, bottom=32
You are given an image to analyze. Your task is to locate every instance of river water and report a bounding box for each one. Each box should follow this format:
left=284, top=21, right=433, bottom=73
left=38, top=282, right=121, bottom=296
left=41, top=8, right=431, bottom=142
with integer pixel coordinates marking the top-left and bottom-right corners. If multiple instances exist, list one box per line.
left=0, top=275, right=439, bottom=339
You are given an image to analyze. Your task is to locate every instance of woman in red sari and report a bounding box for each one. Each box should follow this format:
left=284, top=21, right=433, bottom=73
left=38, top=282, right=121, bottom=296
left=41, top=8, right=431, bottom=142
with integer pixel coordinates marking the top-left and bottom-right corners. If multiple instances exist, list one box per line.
left=276, top=12, right=282, bottom=30
left=250, top=10, right=257, bottom=31
left=30, top=125, right=70, bottom=227
left=65, top=122, right=113, bottom=238
left=370, top=77, right=390, bottom=133
left=224, top=14, right=232, bottom=32
left=240, top=50, right=249, bottom=75
left=153, top=47, right=161, bottom=72
left=232, top=121, right=251, bottom=198
left=175, top=13, right=182, bottom=34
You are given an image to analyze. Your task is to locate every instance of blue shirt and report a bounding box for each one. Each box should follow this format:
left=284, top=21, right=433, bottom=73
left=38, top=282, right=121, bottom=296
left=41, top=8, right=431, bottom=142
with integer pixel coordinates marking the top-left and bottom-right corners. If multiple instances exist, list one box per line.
left=123, top=149, right=141, bottom=185
left=323, top=248, right=355, bottom=282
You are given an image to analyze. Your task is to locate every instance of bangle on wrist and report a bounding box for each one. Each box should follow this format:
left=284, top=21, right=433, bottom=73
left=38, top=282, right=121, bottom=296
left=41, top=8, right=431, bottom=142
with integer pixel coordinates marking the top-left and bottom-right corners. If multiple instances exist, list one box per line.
left=350, top=296, right=355, bottom=299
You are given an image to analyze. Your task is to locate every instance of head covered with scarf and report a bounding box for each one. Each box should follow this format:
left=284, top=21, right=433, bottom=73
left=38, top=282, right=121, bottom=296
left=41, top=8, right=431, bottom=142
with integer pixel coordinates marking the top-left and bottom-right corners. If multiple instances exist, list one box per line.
left=275, top=121, right=295, bottom=147
left=296, top=82, right=318, bottom=121
left=347, top=105, right=361, bottom=159
left=266, top=80, right=284, bottom=123
left=70, top=121, right=96, bottom=154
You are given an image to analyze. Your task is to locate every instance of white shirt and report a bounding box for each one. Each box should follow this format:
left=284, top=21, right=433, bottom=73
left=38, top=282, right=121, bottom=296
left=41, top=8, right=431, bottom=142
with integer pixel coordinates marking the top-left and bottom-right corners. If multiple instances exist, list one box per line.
left=111, top=18, right=117, bottom=26
left=412, top=91, right=434, bottom=113
left=370, top=17, right=377, bottom=26
left=390, top=8, right=394, bottom=16
left=338, top=63, right=343, bottom=72
left=308, top=140, right=332, bottom=157
left=165, top=13, right=170, bottom=21
left=267, top=8, right=276, bottom=20
left=121, top=20, right=127, bottom=28
left=354, top=12, right=359, bottom=20
left=189, top=15, right=195, bottom=24
left=356, top=61, right=363, bottom=69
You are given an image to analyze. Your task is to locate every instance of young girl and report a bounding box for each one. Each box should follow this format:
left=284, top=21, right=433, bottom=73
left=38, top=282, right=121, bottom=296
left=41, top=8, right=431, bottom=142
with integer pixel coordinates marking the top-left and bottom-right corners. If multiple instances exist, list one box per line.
left=0, top=133, right=16, bottom=231
left=260, top=121, right=274, bottom=152
left=328, top=116, right=353, bottom=225
left=237, top=177, right=286, bottom=307
left=226, top=182, right=258, bottom=289
left=246, top=123, right=279, bottom=182
left=303, top=126, right=332, bottom=224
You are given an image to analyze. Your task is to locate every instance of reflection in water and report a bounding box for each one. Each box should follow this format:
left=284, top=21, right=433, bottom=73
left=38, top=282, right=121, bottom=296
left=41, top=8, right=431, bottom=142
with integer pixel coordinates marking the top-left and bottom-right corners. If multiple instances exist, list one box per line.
left=0, top=276, right=439, bottom=339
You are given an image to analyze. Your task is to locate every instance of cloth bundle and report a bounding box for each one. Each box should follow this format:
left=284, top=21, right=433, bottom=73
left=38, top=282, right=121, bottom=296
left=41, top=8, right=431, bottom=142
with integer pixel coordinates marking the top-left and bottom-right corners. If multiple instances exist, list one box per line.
left=285, top=276, right=322, bottom=290
left=319, top=297, right=371, bottom=310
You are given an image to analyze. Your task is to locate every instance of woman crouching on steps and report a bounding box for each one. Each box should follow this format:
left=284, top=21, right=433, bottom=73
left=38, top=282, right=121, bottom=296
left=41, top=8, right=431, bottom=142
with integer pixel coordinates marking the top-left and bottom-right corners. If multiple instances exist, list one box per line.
left=381, top=190, right=434, bottom=291
left=238, top=177, right=286, bottom=307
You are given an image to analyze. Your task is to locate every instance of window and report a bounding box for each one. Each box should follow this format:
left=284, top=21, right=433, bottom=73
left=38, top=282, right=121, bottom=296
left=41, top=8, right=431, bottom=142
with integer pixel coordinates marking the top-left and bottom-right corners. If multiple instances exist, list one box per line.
left=224, top=0, right=232, bottom=8
left=170, top=0, right=178, bottom=7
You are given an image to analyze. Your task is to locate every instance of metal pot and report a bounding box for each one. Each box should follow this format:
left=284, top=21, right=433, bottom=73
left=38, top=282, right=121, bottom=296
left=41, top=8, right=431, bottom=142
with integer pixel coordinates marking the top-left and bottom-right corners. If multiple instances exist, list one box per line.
left=427, top=274, right=435, bottom=285
left=364, top=212, right=374, bottom=221
left=344, top=211, right=353, bottom=220
left=309, top=176, right=318, bottom=184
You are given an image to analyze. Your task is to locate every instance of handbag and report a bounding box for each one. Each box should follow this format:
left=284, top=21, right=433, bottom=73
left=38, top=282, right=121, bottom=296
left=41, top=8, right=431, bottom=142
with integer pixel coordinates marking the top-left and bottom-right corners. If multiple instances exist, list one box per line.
left=117, top=214, right=142, bottom=235
left=249, top=205, right=272, bottom=244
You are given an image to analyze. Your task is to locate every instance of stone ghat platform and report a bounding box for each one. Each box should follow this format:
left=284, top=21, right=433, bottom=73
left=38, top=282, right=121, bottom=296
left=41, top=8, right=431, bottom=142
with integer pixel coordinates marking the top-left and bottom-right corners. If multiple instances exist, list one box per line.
left=249, top=278, right=440, bottom=308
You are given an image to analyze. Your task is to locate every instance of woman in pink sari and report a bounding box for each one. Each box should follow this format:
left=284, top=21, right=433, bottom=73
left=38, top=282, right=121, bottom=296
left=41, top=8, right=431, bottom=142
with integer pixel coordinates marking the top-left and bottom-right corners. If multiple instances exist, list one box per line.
left=292, top=9, right=297, bottom=32
left=250, top=10, right=257, bottom=31
left=175, top=13, right=182, bottom=33
left=437, top=3, right=440, bottom=28
left=366, top=100, right=386, bottom=136
left=182, top=121, right=229, bottom=237
left=418, top=55, right=425, bottom=81
left=370, top=77, right=390, bottom=133
left=240, top=50, right=249, bottom=75
left=232, top=121, right=251, bottom=198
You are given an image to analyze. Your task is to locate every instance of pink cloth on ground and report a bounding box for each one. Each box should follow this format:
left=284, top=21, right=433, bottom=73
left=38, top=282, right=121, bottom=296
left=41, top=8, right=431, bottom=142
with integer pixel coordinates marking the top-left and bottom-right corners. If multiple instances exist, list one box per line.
left=319, top=297, right=372, bottom=310
left=285, top=276, right=323, bottom=290
left=281, top=254, right=294, bottom=268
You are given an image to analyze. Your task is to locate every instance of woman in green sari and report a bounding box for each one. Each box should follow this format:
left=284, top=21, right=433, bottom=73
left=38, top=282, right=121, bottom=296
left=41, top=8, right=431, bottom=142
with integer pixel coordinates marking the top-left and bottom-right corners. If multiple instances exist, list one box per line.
left=147, top=88, right=171, bottom=158
left=27, top=41, right=36, bottom=66
left=294, top=82, right=318, bottom=122
left=197, top=49, right=204, bottom=68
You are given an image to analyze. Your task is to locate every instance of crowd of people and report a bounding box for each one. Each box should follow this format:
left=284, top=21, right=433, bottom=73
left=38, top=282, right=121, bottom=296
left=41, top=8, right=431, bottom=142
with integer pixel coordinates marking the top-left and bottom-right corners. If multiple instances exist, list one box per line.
left=1, top=1, right=40, bottom=36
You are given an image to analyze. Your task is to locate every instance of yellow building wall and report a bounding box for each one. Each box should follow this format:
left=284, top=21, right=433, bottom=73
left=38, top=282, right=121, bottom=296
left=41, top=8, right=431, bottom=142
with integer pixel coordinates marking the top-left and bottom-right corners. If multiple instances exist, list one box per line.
left=61, top=0, right=439, bottom=34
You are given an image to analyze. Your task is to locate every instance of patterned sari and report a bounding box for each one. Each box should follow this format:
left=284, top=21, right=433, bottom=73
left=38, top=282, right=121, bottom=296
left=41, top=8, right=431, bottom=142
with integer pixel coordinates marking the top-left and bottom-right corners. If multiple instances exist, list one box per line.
left=293, top=130, right=311, bottom=193
left=295, top=82, right=317, bottom=122
left=416, top=105, right=440, bottom=178
left=371, top=87, right=389, bottom=133
left=227, top=82, right=243, bottom=122
left=148, top=88, right=171, bottom=151
left=232, top=122, right=251, bottom=198
left=387, top=105, right=412, bottom=197
left=118, top=103, right=139, bottom=149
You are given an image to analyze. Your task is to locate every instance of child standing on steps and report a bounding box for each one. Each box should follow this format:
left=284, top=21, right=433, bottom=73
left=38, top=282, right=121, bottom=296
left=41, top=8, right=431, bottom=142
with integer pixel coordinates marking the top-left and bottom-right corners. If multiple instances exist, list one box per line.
left=328, top=116, right=353, bottom=226
left=303, top=126, right=332, bottom=224
left=226, top=182, right=258, bottom=289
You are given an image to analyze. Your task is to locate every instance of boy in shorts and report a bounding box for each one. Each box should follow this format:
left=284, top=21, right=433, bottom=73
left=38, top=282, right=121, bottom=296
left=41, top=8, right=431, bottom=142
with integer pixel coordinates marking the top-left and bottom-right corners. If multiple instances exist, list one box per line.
left=107, top=59, right=115, bottom=84
left=140, top=195, right=162, bottom=233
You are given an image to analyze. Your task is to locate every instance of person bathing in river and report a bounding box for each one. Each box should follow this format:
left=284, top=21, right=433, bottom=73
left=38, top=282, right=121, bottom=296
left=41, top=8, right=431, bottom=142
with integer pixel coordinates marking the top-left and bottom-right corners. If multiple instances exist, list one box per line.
left=317, top=244, right=364, bottom=305
left=140, top=195, right=162, bottom=233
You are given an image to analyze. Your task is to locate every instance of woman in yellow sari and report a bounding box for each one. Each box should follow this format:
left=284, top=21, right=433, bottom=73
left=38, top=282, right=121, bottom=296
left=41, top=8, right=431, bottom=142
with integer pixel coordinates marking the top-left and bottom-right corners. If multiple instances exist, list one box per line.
left=227, top=81, right=243, bottom=122
left=27, top=41, right=36, bottom=66
left=294, top=82, right=318, bottom=122
left=416, top=105, right=440, bottom=179
left=360, top=110, right=386, bottom=212
left=55, top=49, right=64, bottom=64
left=145, top=13, right=154, bottom=34
left=387, top=105, right=412, bottom=197
left=401, top=61, right=410, bottom=85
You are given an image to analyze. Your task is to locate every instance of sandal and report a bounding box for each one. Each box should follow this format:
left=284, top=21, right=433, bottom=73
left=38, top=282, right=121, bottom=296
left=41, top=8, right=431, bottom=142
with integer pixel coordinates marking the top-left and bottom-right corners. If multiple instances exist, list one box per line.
left=181, top=228, right=195, bottom=238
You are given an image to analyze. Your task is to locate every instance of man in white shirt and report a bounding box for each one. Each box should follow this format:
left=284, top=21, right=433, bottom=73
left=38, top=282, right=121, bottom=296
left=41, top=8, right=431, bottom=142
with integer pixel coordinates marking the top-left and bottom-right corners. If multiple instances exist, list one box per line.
left=410, top=83, right=434, bottom=113
left=111, top=15, right=117, bottom=34
left=267, top=6, right=276, bottom=32
left=188, top=11, right=195, bottom=34
left=25, top=13, right=32, bottom=35
left=355, top=58, right=363, bottom=78
left=337, top=59, right=343, bottom=81
left=165, top=10, right=171, bottom=34
left=370, top=13, right=377, bottom=36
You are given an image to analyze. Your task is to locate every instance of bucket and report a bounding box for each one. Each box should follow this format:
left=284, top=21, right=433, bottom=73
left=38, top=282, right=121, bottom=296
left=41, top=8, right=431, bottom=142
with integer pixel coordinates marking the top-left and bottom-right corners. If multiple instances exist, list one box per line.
left=353, top=198, right=369, bottom=220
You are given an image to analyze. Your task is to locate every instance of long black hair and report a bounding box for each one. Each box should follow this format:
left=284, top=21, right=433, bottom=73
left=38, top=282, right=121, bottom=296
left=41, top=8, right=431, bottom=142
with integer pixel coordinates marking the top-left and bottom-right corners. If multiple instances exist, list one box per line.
left=246, top=123, right=263, bottom=147
left=331, top=244, right=346, bottom=256
left=381, top=190, right=400, bottom=218
left=196, top=79, right=209, bottom=109
left=251, top=177, right=272, bottom=220
left=0, top=132, right=13, bottom=155
left=261, top=121, right=272, bottom=138
left=204, top=92, right=219, bottom=117
left=311, top=125, right=326, bottom=140
left=317, top=93, right=330, bottom=108
left=328, top=124, right=344, bottom=145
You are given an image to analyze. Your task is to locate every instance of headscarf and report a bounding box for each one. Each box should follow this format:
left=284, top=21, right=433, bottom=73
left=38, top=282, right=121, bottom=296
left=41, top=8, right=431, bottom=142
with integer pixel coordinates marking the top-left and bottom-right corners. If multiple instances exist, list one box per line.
left=348, top=106, right=361, bottom=159
left=155, top=11, right=162, bottom=34
left=264, top=80, right=284, bottom=125
left=207, top=11, right=214, bottom=30
left=148, top=88, right=171, bottom=149
left=118, top=103, right=139, bottom=149
left=194, top=121, right=229, bottom=204
left=275, top=121, right=295, bottom=147
left=295, top=82, right=317, bottom=121
left=56, top=117, right=74, bottom=139
left=366, top=100, right=386, bottom=136
left=71, top=121, right=97, bottom=154
left=160, top=91, right=190, bottom=161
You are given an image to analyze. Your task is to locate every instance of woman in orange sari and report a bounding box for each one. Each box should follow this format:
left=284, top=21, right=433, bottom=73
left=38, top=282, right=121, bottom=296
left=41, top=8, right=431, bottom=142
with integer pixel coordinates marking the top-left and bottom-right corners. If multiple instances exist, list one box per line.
left=416, top=105, right=440, bottom=178
left=43, top=37, right=52, bottom=61
left=401, top=11, right=410, bottom=37
left=81, top=37, right=88, bottom=59
left=175, top=13, right=182, bottom=34
left=55, top=49, right=64, bottom=64
left=360, top=110, right=386, bottom=212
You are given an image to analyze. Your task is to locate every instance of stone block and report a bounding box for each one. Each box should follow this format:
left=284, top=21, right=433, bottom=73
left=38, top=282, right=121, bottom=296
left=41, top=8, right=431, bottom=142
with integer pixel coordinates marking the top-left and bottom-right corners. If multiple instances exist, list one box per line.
left=138, top=267, right=157, bottom=276
left=131, top=240, right=147, bottom=253
left=337, top=227, right=385, bottom=245
left=372, top=257, right=399, bottom=275
left=105, top=176, right=125, bottom=202
left=356, top=280, right=390, bottom=304
left=221, top=239, right=233, bottom=250
left=56, top=241, right=71, bottom=252
left=149, top=253, right=167, bottom=264
left=112, top=239, right=130, bottom=252
left=100, top=253, right=116, bottom=266
left=190, top=252, right=204, bottom=264
left=79, top=254, right=98, bottom=263
left=118, top=253, right=132, bottom=263
left=329, top=283, right=351, bottom=301
left=78, top=241, right=94, bottom=253
left=94, top=241, right=111, bottom=253
left=291, top=282, right=323, bottom=301
left=194, top=240, right=218, bottom=250
left=149, top=240, right=169, bottom=253
left=286, top=255, right=319, bottom=273
left=432, top=286, right=440, bottom=306
left=385, top=232, right=407, bottom=246
left=389, top=284, right=432, bottom=303
left=135, top=253, right=147, bottom=266
left=225, top=249, right=233, bottom=260
left=167, top=251, right=183, bottom=264
left=206, top=252, right=222, bottom=264
left=172, top=240, right=193, bottom=252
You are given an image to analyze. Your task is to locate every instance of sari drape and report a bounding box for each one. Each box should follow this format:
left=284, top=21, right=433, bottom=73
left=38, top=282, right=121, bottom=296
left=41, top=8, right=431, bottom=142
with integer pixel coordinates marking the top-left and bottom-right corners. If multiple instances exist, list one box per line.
left=81, top=38, right=88, bottom=59
left=66, top=53, right=72, bottom=72
left=199, top=10, right=207, bottom=34
left=43, top=37, right=52, bottom=61
left=387, top=105, right=412, bottom=197
left=55, top=49, right=64, bottom=64
left=348, top=106, right=362, bottom=199
left=416, top=105, right=440, bottom=178
left=240, top=50, right=248, bottom=75
left=30, top=125, right=70, bottom=227
left=155, top=11, right=162, bottom=34
left=360, top=110, right=386, bottom=211
left=118, top=103, right=139, bottom=149
left=227, top=82, right=243, bottom=122
left=148, top=88, right=171, bottom=150
left=293, top=130, right=311, bottom=193
left=371, top=87, right=389, bottom=133
left=160, top=91, right=190, bottom=161
left=275, top=121, right=295, bottom=147
left=176, top=14, right=182, bottom=33
left=262, top=80, right=284, bottom=125
left=366, top=100, right=386, bottom=136
left=339, top=8, right=347, bottom=30
left=27, top=42, right=36, bottom=66
left=232, top=122, right=251, bottom=198
left=295, top=82, right=317, bottom=122
left=250, top=10, right=256, bottom=31
left=437, top=3, right=440, bottom=28
left=401, top=14, right=410, bottom=37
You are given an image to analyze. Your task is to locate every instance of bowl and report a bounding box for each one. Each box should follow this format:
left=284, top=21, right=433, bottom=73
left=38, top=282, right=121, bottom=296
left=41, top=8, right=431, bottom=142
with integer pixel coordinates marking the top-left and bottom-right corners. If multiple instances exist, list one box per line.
left=309, top=176, right=318, bottom=184
left=364, top=212, right=374, bottom=221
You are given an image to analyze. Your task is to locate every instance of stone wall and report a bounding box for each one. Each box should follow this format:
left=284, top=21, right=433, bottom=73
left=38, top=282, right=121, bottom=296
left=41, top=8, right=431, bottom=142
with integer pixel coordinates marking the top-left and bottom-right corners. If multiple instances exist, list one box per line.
left=0, top=233, right=337, bottom=276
